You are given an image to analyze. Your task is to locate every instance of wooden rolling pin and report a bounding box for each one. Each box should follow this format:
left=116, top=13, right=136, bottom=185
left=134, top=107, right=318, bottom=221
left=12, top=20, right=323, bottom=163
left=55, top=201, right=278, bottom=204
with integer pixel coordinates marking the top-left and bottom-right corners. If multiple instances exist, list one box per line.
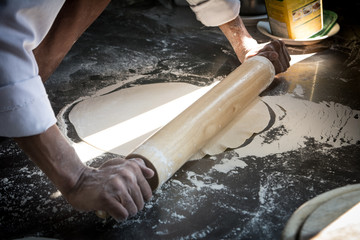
left=126, top=56, right=275, bottom=190
left=96, top=56, right=275, bottom=219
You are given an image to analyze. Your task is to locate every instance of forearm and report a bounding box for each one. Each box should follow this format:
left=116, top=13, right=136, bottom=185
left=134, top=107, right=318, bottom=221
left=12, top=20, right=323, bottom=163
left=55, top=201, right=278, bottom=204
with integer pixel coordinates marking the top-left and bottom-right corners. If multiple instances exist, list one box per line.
left=14, top=125, right=86, bottom=196
left=219, top=16, right=258, bottom=63
left=33, top=0, right=110, bottom=82
left=219, top=16, right=291, bottom=73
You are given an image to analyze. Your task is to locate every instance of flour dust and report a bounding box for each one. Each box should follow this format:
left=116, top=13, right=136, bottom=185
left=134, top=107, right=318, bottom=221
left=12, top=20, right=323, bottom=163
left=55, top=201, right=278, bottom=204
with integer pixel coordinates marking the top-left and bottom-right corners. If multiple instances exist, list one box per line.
left=236, top=94, right=360, bottom=158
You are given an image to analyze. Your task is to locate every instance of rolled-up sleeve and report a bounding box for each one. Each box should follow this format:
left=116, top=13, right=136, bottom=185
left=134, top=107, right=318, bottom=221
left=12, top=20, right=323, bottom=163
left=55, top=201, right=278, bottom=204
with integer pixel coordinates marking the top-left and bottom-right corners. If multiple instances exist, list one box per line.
left=0, top=1, right=64, bottom=137
left=186, top=0, right=240, bottom=27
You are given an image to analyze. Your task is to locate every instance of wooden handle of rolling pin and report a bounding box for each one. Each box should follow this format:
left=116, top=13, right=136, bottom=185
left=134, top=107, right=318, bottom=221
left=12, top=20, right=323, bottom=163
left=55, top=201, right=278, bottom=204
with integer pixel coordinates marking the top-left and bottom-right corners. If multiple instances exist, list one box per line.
left=126, top=56, right=275, bottom=190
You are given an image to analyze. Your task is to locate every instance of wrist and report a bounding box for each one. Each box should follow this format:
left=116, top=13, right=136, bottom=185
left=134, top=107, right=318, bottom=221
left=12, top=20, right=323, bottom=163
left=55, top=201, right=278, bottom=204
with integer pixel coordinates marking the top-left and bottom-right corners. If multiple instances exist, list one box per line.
left=219, top=16, right=258, bottom=63
left=15, top=125, right=86, bottom=195
left=61, top=165, right=95, bottom=203
left=238, top=37, right=259, bottom=61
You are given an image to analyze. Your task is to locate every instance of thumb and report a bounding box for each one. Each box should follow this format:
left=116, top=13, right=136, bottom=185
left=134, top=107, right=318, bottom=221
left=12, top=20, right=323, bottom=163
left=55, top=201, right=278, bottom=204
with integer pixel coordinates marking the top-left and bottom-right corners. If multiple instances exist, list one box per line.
left=140, top=166, right=155, bottom=179
left=140, top=163, right=155, bottom=179
left=132, top=157, right=155, bottom=179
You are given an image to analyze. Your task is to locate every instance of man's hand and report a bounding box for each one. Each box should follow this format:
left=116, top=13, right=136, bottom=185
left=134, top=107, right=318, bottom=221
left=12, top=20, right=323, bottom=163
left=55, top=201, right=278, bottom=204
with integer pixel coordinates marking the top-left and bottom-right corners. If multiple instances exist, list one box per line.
left=244, top=40, right=291, bottom=74
left=15, top=125, right=154, bottom=222
left=65, top=158, right=154, bottom=221
left=219, top=16, right=291, bottom=74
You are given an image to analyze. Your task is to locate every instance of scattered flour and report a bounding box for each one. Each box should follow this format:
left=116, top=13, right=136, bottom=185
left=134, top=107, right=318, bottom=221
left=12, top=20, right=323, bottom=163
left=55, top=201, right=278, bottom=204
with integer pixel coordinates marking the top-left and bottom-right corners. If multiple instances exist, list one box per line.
left=171, top=212, right=186, bottom=220
left=235, top=94, right=360, bottom=158
left=211, top=156, right=248, bottom=174
left=186, top=171, right=226, bottom=191
left=292, top=84, right=304, bottom=97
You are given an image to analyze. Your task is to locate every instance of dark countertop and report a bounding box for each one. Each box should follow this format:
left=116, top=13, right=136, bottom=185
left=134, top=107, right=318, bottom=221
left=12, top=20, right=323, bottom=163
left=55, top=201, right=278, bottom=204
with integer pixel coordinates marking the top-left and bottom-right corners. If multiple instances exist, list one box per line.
left=1, top=2, right=359, bottom=239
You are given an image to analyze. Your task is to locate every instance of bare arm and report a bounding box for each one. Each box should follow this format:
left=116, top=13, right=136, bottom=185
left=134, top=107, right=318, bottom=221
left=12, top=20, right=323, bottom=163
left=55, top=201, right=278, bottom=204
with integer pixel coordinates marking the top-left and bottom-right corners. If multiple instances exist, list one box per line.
left=33, top=0, right=111, bottom=82
left=15, top=125, right=154, bottom=221
left=219, top=16, right=291, bottom=74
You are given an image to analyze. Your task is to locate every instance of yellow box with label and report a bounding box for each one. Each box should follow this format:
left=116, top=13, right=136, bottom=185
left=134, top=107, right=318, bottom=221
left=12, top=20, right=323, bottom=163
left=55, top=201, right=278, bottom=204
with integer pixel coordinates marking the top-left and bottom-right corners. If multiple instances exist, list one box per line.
left=265, top=0, right=323, bottom=39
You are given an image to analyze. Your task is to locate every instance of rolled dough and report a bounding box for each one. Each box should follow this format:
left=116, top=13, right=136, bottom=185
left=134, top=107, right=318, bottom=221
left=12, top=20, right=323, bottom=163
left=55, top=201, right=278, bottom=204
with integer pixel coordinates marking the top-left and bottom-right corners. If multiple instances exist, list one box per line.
left=68, top=82, right=270, bottom=160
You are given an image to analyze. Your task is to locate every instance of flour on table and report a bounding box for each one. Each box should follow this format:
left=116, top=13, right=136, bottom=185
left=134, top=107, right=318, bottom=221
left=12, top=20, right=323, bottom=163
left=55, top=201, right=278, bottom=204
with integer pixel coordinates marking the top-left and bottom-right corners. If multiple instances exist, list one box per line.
left=292, top=84, right=304, bottom=97
left=235, top=94, right=360, bottom=158
left=210, top=156, right=248, bottom=174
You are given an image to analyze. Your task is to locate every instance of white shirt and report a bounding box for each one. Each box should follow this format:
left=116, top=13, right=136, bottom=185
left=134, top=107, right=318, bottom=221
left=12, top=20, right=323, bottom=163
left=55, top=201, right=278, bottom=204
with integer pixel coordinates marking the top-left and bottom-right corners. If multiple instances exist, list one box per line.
left=187, top=0, right=240, bottom=26
left=0, top=0, right=239, bottom=137
left=0, top=1, right=64, bottom=137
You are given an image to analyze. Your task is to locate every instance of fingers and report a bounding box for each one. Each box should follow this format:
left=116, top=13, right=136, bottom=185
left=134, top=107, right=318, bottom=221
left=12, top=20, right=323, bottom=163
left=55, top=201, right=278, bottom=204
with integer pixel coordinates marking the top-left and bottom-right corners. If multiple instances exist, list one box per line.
left=280, top=39, right=291, bottom=63
left=120, top=161, right=147, bottom=212
left=99, top=157, right=154, bottom=200
left=274, top=40, right=291, bottom=70
left=257, top=40, right=291, bottom=74
left=104, top=197, right=130, bottom=222
left=257, top=50, right=282, bottom=73
left=131, top=158, right=155, bottom=179
left=97, top=158, right=154, bottom=221
left=128, top=158, right=154, bottom=201
left=98, top=172, right=143, bottom=221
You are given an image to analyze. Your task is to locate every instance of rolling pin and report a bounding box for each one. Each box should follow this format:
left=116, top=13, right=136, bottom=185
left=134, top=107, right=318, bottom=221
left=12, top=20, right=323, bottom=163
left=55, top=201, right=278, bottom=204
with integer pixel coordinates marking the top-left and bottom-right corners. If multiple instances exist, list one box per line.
left=126, top=56, right=275, bottom=190
left=96, top=56, right=275, bottom=219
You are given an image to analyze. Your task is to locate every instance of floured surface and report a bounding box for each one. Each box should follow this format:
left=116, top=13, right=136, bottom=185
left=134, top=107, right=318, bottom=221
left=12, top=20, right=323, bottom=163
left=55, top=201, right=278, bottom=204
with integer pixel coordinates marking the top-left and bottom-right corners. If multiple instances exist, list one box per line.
left=236, top=94, right=360, bottom=157
left=69, top=82, right=270, bottom=159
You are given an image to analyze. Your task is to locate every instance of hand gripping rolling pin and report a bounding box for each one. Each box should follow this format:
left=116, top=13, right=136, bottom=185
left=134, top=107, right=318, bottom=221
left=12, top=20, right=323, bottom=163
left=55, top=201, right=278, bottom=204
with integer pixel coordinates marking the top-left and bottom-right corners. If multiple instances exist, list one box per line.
left=96, top=56, right=275, bottom=219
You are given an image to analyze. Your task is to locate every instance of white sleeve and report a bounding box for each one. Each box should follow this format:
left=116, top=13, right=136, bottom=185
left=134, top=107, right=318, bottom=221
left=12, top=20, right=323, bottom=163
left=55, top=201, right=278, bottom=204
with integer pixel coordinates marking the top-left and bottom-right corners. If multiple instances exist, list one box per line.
left=0, top=0, right=65, bottom=137
left=186, top=0, right=240, bottom=27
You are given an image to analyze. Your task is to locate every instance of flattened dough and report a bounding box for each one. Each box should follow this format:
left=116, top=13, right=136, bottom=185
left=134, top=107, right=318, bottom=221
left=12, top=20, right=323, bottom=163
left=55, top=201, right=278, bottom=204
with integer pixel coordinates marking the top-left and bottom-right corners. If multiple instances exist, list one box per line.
left=69, top=82, right=270, bottom=159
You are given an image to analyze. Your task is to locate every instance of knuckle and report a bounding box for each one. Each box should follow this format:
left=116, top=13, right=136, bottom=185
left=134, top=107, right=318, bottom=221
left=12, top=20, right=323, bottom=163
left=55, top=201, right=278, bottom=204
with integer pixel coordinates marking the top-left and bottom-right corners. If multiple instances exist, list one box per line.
left=126, top=159, right=142, bottom=169
left=105, top=176, right=128, bottom=195
left=120, top=170, right=137, bottom=184
left=108, top=175, right=123, bottom=188
left=131, top=157, right=145, bottom=164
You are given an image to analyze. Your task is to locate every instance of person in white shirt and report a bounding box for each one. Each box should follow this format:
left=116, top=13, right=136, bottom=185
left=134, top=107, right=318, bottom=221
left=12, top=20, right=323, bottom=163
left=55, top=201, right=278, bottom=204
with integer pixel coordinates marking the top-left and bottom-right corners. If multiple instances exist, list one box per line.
left=0, top=0, right=290, bottom=221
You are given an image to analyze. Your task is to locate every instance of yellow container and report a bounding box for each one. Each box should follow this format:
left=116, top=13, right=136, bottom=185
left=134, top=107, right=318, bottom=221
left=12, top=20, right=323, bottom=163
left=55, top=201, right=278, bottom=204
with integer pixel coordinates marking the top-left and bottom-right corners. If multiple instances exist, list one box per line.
left=265, top=0, right=323, bottom=39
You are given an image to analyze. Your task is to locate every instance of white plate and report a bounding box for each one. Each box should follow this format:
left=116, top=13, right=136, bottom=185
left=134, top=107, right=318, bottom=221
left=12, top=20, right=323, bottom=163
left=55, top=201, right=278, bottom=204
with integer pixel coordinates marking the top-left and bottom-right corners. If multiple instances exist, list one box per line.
left=282, top=184, right=360, bottom=240
left=256, top=21, right=340, bottom=46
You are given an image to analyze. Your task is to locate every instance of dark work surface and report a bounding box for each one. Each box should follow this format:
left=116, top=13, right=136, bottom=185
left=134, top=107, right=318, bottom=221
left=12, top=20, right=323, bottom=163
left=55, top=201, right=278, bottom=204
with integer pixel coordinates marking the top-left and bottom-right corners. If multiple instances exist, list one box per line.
left=1, top=1, right=360, bottom=240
